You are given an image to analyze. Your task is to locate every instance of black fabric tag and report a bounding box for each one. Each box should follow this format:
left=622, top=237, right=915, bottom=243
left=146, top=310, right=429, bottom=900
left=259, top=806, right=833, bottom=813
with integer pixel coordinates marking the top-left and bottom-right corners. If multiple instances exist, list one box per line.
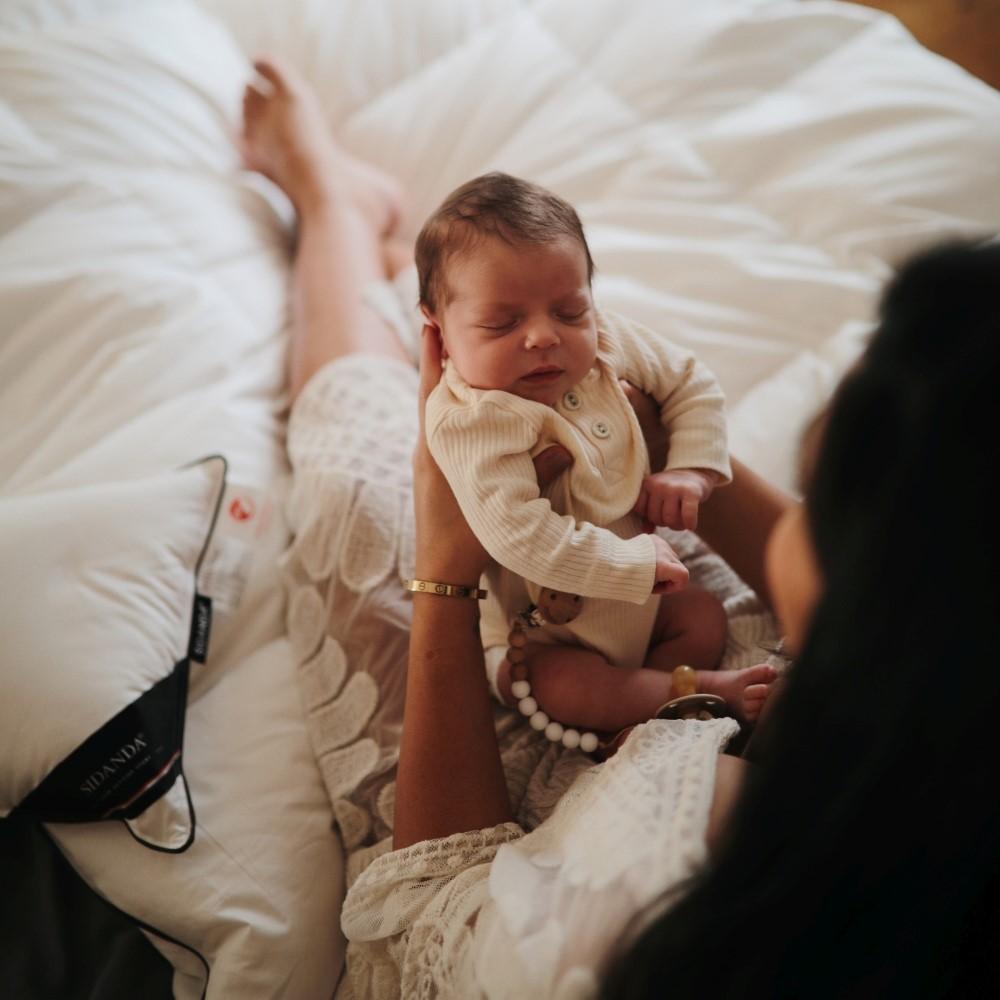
left=13, top=661, right=190, bottom=823
left=188, top=594, right=212, bottom=664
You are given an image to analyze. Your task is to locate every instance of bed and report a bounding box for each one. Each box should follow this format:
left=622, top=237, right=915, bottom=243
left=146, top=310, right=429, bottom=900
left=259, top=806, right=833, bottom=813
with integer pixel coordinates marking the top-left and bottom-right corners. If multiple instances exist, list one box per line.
left=1, top=0, right=998, bottom=996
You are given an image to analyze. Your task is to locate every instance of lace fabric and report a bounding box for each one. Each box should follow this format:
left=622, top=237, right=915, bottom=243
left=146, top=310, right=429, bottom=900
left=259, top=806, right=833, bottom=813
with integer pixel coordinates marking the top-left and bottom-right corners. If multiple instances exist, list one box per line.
left=339, top=719, right=738, bottom=999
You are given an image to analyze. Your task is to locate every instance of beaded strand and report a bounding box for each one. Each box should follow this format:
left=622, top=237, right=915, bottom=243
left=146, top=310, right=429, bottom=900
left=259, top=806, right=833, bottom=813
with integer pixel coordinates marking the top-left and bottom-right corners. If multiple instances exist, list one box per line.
left=506, top=610, right=599, bottom=754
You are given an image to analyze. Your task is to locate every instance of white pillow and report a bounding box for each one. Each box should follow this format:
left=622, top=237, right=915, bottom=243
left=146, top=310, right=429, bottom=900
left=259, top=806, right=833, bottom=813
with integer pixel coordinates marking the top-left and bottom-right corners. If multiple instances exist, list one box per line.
left=0, top=457, right=226, bottom=852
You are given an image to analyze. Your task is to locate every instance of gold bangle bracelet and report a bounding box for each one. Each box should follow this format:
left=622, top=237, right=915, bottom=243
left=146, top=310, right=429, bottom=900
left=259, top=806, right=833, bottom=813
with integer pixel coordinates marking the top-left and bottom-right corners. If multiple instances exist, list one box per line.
left=404, top=578, right=487, bottom=600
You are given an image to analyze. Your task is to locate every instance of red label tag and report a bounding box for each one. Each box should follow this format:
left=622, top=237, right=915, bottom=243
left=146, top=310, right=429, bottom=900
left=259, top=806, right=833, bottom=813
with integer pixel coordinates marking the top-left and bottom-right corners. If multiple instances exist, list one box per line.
left=228, top=496, right=256, bottom=522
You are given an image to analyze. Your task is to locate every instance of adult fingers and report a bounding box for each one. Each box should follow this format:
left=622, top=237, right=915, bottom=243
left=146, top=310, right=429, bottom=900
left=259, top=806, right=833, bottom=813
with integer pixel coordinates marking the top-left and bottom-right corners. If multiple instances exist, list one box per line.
left=633, top=484, right=649, bottom=520
left=621, top=380, right=668, bottom=469
left=417, top=324, right=444, bottom=435
left=533, top=445, right=573, bottom=490
left=251, top=58, right=285, bottom=95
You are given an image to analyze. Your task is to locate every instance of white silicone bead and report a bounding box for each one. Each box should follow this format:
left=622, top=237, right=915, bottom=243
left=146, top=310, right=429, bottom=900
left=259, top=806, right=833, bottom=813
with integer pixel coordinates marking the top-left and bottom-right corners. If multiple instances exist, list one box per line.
left=561, top=729, right=581, bottom=749
left=511, top=680, right=531, bottom=699
left=579, top=732, right=599, bottom=753
left=518, top=696, right=538, bottom=717
left=530, top=711, right=550, bottom=731
left=544, top=721, right=564, bottom=742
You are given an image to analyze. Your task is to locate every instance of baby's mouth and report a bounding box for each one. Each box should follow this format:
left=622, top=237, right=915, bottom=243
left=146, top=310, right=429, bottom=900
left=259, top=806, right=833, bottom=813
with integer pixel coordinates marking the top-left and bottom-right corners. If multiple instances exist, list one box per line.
left=522, top=366, right=563, bottom=383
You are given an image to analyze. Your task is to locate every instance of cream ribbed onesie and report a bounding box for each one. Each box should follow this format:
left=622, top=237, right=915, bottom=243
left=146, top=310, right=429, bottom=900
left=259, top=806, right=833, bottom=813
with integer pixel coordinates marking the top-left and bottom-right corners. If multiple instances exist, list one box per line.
left=425, top=309, right=732, bottom=674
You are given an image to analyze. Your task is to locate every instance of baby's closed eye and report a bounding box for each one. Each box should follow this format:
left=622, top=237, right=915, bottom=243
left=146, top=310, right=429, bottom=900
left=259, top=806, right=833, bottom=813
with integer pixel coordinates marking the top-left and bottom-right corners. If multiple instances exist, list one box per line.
left=478, top=317, right=519, bottom=333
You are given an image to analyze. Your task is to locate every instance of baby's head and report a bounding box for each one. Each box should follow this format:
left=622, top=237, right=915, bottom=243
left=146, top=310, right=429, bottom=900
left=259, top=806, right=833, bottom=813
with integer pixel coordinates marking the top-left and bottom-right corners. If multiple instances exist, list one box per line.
left=416, top=172, right=598, bottom=405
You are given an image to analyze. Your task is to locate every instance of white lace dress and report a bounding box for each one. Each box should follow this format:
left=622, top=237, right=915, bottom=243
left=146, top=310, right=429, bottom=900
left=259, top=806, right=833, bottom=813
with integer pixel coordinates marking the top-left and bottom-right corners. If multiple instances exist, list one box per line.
left=282, top=344, right=779, bottom=999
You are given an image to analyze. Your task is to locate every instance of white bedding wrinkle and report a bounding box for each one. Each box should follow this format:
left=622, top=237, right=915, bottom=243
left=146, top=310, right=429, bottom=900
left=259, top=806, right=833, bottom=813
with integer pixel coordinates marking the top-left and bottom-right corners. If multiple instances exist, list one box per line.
left=2, top=0, right=1000, bottom=996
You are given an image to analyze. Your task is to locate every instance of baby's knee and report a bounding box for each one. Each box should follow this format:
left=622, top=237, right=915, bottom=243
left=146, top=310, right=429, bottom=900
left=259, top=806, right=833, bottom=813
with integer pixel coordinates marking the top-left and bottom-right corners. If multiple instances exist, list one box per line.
left=691, top=587, right=729, bottom=667
left=679, top=587, right=728, bottom=666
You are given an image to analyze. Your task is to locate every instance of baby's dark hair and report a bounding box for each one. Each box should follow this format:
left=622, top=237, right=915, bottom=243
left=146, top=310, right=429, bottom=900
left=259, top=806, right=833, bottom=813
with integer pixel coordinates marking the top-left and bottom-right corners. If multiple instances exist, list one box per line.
left=415, top=172, right=595, bottom=312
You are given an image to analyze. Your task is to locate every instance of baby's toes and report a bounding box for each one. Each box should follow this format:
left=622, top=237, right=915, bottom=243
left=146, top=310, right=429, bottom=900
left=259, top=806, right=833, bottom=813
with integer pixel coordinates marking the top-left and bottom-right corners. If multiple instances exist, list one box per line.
left=742, top=683, right=772, bottom=722
left=742, top=663, right=777, bottom=687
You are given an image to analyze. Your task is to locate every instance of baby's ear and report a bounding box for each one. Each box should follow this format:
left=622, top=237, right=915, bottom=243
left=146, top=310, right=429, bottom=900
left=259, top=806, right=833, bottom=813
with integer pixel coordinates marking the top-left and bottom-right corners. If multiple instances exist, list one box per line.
left=420, top=305, right=447, bottom=358
left=419, top=303, right=438, bottom=329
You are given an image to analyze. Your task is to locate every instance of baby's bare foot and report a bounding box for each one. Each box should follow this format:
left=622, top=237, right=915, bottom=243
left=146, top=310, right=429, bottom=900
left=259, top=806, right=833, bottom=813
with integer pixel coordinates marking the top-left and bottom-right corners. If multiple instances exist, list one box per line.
left=241, top=57, right=402, bottom=233
left=698, top=664, right=777, bottom=722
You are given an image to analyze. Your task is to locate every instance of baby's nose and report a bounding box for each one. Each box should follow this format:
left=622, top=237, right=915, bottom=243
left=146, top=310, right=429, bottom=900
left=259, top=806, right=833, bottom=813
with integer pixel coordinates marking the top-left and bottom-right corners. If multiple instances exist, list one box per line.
left=524, top=319, right=560, bottom=349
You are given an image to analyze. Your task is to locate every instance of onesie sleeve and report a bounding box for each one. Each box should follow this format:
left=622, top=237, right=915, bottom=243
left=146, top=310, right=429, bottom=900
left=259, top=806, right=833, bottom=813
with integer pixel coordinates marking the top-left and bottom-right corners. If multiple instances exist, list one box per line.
left=426, top=391, right=656, bottom=605
left=602, top=310, right=732, bottom=483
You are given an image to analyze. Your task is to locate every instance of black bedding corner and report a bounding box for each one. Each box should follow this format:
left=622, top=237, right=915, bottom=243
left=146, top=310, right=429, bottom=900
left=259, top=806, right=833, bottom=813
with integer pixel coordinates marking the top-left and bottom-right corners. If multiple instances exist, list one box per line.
left=0, top=814, right=173, bottom=1000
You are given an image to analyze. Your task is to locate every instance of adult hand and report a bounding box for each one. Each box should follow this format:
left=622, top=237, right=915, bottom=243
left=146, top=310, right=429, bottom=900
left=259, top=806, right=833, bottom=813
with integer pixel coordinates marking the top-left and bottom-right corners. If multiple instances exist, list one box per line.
left=621, top=379, right=668, bottom=471
left=413, top=326, right=574, bottom=582
left=532, top=381, right=661, bottom=502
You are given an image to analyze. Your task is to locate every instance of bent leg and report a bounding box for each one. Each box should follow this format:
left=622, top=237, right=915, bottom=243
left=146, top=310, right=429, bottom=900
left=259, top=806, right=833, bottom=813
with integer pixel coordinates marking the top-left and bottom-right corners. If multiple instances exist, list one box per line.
left=500, top=643, right=675, bottom=734
left=645, top=587, right=777, bottom=720
left=645, top=585, right=727, bottom=673
left=241, top=58, right=409, bottom=401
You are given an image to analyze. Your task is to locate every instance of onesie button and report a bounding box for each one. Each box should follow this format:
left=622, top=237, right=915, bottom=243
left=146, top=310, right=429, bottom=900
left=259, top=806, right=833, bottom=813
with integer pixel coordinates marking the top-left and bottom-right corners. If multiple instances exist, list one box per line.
left=563, top=391, right=581, bottom=410
left=592, top=420, right=611, bottom=439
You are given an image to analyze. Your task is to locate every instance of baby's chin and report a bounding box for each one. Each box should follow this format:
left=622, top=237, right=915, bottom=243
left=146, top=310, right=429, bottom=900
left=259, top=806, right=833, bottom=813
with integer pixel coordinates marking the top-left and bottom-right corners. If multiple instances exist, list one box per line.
left=506, top=381, right=564, bottom=406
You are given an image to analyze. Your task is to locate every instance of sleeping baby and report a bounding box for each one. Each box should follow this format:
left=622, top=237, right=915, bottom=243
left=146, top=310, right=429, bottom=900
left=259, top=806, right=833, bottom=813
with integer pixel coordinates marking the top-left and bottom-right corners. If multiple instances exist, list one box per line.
left=419, top=172, right=772, bottom=741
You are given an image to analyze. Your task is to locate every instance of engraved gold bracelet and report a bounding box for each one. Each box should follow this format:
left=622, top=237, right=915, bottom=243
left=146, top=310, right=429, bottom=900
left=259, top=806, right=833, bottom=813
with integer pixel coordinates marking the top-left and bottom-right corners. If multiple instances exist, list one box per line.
left=404, top=579, right=487, bottom=600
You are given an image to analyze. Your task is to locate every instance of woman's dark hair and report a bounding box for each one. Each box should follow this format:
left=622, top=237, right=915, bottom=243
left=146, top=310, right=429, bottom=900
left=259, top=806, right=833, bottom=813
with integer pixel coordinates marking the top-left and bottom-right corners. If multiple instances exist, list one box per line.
left=601, top=240, right=1000, bottom=999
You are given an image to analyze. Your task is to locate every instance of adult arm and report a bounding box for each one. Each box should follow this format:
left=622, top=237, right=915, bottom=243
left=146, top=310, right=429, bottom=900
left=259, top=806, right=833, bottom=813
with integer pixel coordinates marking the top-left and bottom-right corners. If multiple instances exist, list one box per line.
left=698, top=458, right=794, bottom=613
left=393, top=329, right=515, bottom=850
left=622, top=382, right=794, bottom=612
left=605, top=310, right=731, bottom=481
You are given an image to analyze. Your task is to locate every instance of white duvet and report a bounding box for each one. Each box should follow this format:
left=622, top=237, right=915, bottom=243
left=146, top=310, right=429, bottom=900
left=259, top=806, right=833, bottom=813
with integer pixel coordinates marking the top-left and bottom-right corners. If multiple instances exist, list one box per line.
left=1, top=0, right=998, bottom=996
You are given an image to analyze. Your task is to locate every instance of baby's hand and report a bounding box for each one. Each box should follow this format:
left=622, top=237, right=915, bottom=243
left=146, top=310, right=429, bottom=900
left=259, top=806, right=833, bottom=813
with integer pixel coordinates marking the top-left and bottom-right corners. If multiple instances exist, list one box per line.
left=651, top=533, right=689, bottom=594
left=634, top=469, right=718, bottom=532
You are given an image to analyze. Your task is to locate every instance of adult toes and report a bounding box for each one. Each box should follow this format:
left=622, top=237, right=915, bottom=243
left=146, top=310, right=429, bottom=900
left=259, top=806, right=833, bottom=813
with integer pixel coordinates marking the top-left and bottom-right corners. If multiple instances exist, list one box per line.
left=252, top=57, right=287, bottom=92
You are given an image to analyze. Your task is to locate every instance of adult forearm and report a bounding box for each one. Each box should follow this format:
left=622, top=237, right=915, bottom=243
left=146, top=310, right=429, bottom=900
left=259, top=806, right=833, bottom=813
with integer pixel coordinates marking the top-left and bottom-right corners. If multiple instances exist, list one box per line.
left=696, top=457, right=795, bottom=613
left=392, top=592, right=512, bottom=850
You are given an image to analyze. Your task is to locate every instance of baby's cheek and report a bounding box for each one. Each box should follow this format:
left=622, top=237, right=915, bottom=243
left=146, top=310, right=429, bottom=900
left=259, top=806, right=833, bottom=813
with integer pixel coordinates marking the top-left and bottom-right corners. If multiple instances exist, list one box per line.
left=478, top=345, right=519, bottom=390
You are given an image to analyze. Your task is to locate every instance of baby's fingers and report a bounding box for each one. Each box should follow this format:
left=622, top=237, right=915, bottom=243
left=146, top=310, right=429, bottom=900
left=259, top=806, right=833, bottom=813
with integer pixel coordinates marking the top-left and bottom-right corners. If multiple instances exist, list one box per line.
left=681, top=495, right=699, bottom=532
left=657, top=491, right=684, bottom=530
left=653, top=559, right=689, bottom=594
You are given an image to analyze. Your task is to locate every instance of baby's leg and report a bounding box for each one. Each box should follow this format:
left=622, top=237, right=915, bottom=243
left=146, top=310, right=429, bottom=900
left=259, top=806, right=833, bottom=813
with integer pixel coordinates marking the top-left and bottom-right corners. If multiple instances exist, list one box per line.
left=645, top=586, right=776, bottom=721
left=497, top=643, right=675, bottom=734
left=645, top=585, right=728, bottom=673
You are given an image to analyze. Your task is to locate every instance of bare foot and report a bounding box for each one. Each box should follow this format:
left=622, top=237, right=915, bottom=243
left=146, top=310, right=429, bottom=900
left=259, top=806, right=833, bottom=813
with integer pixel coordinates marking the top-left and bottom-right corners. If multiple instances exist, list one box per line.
left=241, top=57, right=402, bottom=234
left=698, top=664, right=777, bottom=722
